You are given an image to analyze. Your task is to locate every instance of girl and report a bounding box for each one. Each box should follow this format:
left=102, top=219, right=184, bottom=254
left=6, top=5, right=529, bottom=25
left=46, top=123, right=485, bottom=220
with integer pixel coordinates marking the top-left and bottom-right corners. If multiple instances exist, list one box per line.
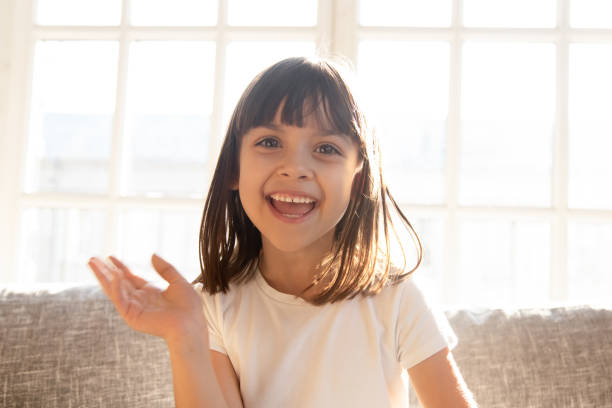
left=88, top=56, right=476, bottom=407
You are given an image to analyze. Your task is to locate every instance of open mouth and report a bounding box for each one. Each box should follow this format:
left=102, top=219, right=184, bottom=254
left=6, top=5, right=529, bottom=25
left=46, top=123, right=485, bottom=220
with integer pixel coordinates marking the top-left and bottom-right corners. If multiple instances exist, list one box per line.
left=266, top=194, right=317, bottom=219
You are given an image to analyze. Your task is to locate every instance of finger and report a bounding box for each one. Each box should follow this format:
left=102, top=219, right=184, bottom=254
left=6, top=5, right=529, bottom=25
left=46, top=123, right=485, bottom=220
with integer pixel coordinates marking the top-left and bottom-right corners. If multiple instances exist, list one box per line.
left=89, top=257, right=133, bottom=321
left=101, top=257, right=139, bottom=294
left=88, top=257, right=114, bottom=296
left=108, top=255, right=148, bottom=289
left=90, top=257, right=133, bottom=306
left=111, top=266, right=130, bottom=317
left=151, top=253, right=185, bottom=285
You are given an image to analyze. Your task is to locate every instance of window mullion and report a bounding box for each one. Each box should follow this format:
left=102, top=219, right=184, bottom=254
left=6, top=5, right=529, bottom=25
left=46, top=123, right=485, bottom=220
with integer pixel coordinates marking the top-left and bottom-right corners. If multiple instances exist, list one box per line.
left=331, top=0, right=358, bottom=63
left=316, top=0, right=333, bottom=55
left=207, top=0, right=228, bottom=188
left=443, top=0, right=463, bottom=305
left=105, top=0, right=131, bottom=257
left=551, top=0, right=570, bottom=303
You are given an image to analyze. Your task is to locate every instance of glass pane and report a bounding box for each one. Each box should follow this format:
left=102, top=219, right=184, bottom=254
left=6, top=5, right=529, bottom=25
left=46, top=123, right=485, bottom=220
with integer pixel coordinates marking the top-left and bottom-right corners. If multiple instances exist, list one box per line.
left=228, top=0, right=317, bottom=26
left=357, top=41, right=449, bottom=205
left=568, top=44, right=612, bottom=210
left=568, top=221, right=612, bottom=305
left=35, top=0, right=121, bottom=26
left=131, top=0, right=217, bottom=26
left=124, top=41, right=215, bottom=197
left=223, top=41, right=317, bottom=127
left=463, top=0, right=556, bottom=28
left=458, top=218, right=550, bottom=307
left=359, top=0, right=451, bottom=27
left=460, top=42, right=555, bottom=207
left=26, top=41, right=118, bottom=194
left=117, top=209, right=201, bottom=288
left=570, top=0, right=612, bottom=28
left=18, top=208, right=105, bottom=284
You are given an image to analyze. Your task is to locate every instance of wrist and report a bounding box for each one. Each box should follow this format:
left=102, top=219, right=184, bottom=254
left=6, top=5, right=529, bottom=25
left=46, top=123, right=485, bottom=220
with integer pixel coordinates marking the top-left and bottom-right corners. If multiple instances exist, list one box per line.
left=164, top=319, right=209, bottom=351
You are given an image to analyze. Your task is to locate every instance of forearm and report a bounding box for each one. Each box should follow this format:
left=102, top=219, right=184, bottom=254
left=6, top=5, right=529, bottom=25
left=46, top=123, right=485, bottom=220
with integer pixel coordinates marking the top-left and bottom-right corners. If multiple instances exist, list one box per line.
left=166, top=335, right=228, bottom=408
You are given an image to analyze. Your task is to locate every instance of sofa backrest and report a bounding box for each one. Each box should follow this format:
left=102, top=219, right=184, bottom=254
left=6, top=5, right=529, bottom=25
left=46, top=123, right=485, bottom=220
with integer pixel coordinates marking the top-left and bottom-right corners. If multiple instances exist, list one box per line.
left=409, top=307, right=612, bottom=407
left=2, top=286, right=612, bottom=407
left=1, top=285, right=174, bottom=408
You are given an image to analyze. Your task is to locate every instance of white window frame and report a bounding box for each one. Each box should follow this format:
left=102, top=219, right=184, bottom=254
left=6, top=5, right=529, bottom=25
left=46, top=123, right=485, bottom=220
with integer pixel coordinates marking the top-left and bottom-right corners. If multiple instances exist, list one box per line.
left=2, top=0, right=612, bottom=307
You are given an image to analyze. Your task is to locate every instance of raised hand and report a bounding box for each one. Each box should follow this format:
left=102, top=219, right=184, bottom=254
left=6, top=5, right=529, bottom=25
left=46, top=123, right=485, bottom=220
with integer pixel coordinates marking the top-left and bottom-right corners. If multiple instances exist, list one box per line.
left=87, top=254, right=208, bottom=345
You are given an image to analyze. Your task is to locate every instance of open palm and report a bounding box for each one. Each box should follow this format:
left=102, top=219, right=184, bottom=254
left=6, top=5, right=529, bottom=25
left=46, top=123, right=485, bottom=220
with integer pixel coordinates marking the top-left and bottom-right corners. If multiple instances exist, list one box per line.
left=87, top=254, right=207, bottom=343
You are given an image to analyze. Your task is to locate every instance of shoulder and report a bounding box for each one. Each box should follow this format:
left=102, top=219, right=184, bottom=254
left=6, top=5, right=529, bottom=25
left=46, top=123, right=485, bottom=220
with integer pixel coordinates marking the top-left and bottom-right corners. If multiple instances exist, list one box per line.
left=354, top=264, right=433, bottom=327
left=380, top=266, right=447, bottom=326
left=372, top=263, right=429, bottom=307
left=387, top=268, right=458, bottom=369
left=192, top=275, right=255, bottom=315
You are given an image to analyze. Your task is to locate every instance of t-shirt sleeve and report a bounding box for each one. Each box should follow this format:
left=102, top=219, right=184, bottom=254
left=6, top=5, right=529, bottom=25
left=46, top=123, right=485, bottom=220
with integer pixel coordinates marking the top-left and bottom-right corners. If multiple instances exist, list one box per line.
left=395, top=276, right=458, bottom=370
left=193, top=283, right=227, bottom=355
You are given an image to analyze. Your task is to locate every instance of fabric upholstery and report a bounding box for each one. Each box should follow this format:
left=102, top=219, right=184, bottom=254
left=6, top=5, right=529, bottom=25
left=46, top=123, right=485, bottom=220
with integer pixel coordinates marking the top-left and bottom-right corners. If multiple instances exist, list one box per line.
left=2, top=286, right=611, bottom=407
left=0, top=286, right=174, bottom=408
left=409, top=307, right=612, bottom=407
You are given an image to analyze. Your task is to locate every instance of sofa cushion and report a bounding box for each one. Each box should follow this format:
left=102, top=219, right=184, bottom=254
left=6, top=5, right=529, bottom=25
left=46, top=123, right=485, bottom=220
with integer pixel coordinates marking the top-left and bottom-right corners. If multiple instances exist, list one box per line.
left=0, top=285, right=174, bottom=408
left=409, top=306, right=612, bottom=407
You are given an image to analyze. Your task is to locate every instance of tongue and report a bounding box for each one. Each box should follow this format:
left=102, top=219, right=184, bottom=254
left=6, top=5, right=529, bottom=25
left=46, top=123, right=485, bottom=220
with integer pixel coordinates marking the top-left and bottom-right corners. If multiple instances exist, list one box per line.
left=271, top=199, right=314, bottom=215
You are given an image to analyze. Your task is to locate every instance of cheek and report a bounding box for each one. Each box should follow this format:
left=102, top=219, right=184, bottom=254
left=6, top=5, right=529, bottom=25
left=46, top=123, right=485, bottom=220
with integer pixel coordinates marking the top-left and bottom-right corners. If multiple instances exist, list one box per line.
left=327, top=168, right=359, bottom=205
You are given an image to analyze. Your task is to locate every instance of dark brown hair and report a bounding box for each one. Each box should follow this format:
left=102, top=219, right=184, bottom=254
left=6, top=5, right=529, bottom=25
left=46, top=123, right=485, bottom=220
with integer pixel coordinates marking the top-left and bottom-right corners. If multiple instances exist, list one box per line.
left=192, top=56, right=422, bottom=305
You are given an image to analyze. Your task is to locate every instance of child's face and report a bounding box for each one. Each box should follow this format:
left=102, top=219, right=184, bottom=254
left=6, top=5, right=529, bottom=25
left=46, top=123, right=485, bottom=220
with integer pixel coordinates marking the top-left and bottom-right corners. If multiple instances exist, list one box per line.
left=237, top=105, right=363, bottom=254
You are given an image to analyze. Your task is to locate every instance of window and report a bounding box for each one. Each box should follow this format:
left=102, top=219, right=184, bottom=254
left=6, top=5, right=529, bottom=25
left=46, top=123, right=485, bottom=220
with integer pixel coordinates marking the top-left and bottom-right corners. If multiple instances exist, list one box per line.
left=1, top=0, right=611, bottom=308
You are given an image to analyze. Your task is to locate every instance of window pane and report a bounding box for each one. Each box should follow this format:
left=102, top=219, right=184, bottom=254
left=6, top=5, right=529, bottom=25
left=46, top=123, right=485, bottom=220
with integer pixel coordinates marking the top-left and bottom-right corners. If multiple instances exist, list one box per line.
left=26, top=41, right=118, bottom=194
left=35, top=0, right=121, bottom=26
left=460, top=42, right=555, bottom=207
left=228, top=0, right=317, bottom=26
left=131, top=0, right=217, bottom=26
left=357, top=41, right=449, bottom=205
left=123, top=41, right=215, bottom=197
left=223, top=41, right=317, bottom=126
left=463, top=0, right=556, bottom=28
left=568, top=221, right=612, bottom=304
left=18, top=208, right=105, bottom=284
left=568, top=44, right=612, bottom=210
left=458, top=218, right=550, bottom=307
left=117, top=209, right=201, bottom=288
left=570, top=0, right=612, bottom=28
left=359, top=0, right=451, bottom=27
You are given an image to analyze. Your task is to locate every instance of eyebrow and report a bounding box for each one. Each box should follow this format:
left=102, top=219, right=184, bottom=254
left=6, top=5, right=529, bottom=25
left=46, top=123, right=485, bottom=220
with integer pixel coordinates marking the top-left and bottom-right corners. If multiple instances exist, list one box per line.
left=258, top=123, right=349, bottom=139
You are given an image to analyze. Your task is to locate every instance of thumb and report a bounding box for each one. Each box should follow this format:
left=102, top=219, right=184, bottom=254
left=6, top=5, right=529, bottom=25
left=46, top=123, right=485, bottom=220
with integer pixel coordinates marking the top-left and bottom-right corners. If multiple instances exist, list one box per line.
left=151, top=253, right=185, bottom=285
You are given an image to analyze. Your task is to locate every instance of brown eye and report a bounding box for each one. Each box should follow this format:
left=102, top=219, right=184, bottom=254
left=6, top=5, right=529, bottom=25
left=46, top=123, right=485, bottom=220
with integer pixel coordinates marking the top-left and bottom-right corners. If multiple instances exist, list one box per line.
left=315, top=144, right=340, bottom=155
left=255, top=137, right=280, bottom=148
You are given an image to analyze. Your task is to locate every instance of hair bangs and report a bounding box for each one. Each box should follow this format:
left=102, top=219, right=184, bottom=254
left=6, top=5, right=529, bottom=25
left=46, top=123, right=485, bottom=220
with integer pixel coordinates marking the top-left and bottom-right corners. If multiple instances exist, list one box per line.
left=233, top=59, right=363, bottom=145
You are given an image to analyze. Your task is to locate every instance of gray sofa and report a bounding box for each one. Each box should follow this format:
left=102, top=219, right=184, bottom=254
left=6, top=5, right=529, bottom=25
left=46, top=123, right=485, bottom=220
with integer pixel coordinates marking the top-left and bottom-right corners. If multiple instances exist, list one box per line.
left=1, top=285, right=611, bottom=407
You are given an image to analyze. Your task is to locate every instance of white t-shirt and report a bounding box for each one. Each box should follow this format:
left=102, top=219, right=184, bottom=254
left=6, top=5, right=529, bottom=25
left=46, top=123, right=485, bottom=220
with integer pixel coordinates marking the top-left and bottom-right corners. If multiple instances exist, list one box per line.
left=194, top=268, right=457, bottom=408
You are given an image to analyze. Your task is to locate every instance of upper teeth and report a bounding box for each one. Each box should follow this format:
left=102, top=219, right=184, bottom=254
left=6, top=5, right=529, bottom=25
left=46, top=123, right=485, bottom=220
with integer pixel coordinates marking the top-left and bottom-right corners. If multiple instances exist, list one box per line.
left=270, top=193, right=315, bottom=204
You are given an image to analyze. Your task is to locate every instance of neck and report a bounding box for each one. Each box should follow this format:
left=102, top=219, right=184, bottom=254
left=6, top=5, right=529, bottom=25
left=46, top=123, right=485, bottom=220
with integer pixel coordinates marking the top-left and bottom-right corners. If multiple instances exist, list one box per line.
left=258, top=232, right=335, bottom=301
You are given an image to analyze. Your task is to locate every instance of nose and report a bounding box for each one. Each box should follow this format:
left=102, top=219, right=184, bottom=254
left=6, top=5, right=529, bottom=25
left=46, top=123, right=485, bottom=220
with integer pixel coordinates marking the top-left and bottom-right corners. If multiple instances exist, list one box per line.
left=277, top=147, right=313, bottom=180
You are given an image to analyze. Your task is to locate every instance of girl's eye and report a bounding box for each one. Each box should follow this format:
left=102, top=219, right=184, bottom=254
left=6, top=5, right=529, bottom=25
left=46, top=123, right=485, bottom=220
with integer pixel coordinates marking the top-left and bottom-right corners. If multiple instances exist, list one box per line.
left=315, top=144, right=341, bottom=155
left=255, top=138, right=280, bottom=148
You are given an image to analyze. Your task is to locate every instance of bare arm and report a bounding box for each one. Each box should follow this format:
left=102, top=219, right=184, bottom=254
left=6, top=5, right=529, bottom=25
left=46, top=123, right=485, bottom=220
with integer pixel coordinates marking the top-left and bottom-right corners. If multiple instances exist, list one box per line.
left=210, top=350, right=243, bottom=408
left=408, top=347, right=477, bottom=408
left=166, top=333, right=231, bottom=408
